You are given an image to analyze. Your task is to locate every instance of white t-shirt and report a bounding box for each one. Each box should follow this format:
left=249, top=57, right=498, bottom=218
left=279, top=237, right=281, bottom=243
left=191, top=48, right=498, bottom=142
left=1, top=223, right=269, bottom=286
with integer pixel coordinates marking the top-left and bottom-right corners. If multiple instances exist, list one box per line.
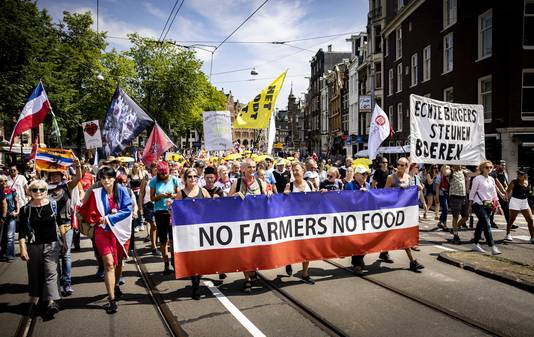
left=7, top=174, right=28, bottom=206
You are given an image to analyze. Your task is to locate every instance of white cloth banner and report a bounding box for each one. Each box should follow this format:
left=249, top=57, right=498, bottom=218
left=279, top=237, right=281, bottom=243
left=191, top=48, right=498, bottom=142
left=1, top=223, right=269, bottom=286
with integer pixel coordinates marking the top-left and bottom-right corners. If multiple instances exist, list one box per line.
left=203, top=111, right=233, bottom=151
left=82, top=120, right=103, bottom=149
left=409, top=94, right=485, bottom=165
left=368, top=104, right=390, bottom=160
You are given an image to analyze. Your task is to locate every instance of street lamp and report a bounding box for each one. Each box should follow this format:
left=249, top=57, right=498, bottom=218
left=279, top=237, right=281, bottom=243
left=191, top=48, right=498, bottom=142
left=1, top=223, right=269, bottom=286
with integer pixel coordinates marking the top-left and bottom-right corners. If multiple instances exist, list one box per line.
left=251, top=68, right=258, bottom=76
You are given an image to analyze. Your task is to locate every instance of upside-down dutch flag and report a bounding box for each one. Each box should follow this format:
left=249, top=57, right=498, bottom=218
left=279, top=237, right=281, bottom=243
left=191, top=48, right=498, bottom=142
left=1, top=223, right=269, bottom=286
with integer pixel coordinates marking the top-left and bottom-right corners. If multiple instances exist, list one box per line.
left=9, top=82, right=51, bottom=149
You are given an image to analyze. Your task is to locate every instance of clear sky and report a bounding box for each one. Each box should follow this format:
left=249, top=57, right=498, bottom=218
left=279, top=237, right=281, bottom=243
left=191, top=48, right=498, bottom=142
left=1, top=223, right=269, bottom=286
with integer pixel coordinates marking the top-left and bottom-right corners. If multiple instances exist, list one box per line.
left=37, top=0, right=368, bottom=110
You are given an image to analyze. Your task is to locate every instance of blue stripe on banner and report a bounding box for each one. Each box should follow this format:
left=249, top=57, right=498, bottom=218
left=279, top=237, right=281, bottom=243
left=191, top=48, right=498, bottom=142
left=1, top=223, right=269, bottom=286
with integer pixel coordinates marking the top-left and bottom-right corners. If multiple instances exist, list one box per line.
left=36, top=153, right=74, bottom=164
left=28, top=82, right=44, bottom=102
left=172, top=186, right=419, bottom=226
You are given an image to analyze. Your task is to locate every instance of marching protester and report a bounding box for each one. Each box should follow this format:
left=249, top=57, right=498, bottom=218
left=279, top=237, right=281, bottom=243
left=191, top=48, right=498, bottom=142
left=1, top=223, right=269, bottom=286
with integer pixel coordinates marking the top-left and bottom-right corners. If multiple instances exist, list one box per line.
left=79, top=167, right=133, bottom=314
left=139, top=163, right=158, bottom=255
left=384, top=157, right=424, bottom=272
left=214, top=164, right=232, bottom=196
left=304, top=158, right=320, bottom=190
left=0, top=175, right=18, bottom=262
left=229, top=161, right=241, bottom=182
left=174, top=167, right=211, bottom=300
left=436, top=165, right=451, bottom=232
left=504, top=170, right=534, bottom=243
left=469, top=160, right=501, bottom=255
left=319, top=167, right=343, bottom=191
left=448, top=165, right=472, bottom=244
left=257, top=167, right=277, bottom=194
left=7, top=165, right=28, bottom=210
left=424, top=164, right=440, bottom=220
left=229, top=158, right=269, bottom=292
left=491, top=160, right=510, bottom=228
left=117, top=174, right=138, bottom=258
left=204, top=166, right=224, bottom=198
left=283, top=161, right=315, bottom=284
left=18, top=179, right=65, bottom=319
left=149, top=161, right=181, bottom=275
left=193, top=160, right=206, bottom=187
left=371, top=157, right=389, bottom=189
left=342, top=166, right=354, bottom=186
left=129, top=163, right=145, bottom=232
left=273, top=160, right=291, bottom=193
left=47, top=157, right=82, bottom=296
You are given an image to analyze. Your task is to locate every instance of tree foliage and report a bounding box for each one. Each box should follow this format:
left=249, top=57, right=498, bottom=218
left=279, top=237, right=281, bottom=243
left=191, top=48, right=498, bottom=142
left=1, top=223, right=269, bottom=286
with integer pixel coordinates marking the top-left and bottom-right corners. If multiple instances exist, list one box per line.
left=0, top=0, right=226, bottom=149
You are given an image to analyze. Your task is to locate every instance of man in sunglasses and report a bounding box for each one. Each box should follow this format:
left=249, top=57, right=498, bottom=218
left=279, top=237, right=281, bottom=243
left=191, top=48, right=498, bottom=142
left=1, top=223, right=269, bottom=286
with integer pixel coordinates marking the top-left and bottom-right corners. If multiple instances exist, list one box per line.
left=372, top=157, right=390, bottom=189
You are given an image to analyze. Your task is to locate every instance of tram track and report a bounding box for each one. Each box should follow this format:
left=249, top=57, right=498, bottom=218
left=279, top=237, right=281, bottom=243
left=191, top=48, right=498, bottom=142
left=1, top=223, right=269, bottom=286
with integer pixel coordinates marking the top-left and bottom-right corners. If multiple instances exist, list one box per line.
left=13, top=299, right=37, bottom=337
left=323, top=259, right=509, bottom=337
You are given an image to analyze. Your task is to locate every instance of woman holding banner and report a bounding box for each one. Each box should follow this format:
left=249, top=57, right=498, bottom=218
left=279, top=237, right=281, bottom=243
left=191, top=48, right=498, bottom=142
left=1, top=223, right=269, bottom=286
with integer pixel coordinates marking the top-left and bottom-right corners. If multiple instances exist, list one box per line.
left=469, top=160, right=501, bottom=255
left=283, top=162, right=316, bottom=284
left=384, top=157, right=425, bottom=272
left=174, top=167, right=211, bottom=300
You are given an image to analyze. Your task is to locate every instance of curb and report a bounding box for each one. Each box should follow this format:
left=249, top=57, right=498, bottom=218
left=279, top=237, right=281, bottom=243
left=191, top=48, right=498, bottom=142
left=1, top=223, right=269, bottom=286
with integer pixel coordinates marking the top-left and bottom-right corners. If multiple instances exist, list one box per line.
left=437, top=252, right=534, bottom=294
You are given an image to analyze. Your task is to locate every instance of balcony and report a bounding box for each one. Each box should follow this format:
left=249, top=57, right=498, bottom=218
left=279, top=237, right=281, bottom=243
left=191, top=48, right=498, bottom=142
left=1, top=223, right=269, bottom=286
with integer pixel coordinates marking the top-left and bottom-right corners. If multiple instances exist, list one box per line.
left=368, top=6, right=382, bottom=21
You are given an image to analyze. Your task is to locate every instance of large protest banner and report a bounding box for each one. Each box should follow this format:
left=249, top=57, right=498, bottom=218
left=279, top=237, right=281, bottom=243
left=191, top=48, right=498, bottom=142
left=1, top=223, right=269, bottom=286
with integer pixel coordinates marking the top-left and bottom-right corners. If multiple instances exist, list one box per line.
left=35, top=148, right=75, bottom=172
left=203, top=111, right=233, bottom=151
left=171, top=188, right=419, bottom=278
left=410, top=94, right=485, bottom=165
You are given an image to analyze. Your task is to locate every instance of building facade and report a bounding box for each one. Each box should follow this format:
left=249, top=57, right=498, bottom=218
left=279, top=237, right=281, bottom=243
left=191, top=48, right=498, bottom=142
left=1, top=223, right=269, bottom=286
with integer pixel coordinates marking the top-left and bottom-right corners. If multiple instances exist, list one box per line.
left=223, top=90, right=256, bottom=148
left=382, top=0, right=534, bottom=174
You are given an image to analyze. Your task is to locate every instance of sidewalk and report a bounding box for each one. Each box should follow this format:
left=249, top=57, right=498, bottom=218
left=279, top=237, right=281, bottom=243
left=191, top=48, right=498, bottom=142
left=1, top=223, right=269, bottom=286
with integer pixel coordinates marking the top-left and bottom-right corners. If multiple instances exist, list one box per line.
left=0, top=233, right=170, bottom=337
left=420, top=209, right=534, bottom=292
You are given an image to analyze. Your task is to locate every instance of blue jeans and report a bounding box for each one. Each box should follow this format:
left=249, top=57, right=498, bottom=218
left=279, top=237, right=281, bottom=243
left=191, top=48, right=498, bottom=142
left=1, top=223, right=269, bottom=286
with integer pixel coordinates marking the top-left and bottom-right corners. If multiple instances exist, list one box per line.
left=439, top=194, right=449, bottom=225
left=60, top=228, right=73, bottom=286
left=473, top=203, right=495, bottom=247
left=5, top=217, right=17, bottom=258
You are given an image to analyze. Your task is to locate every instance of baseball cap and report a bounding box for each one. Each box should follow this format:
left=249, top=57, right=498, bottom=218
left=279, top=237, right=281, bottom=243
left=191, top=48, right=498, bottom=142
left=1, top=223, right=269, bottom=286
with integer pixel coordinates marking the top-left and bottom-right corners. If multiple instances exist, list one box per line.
left=354, top=165, right=368, bottom=174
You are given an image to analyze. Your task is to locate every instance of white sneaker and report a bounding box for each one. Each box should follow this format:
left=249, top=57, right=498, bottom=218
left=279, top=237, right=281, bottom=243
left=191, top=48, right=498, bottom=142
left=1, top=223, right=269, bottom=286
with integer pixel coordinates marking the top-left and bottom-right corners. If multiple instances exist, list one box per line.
left=504, top=234, right=513, bottom=241
left=140, top=225, right=146, bottom=231
left=491, top=246, right=501, bottom=255
left=472, top=243, right=486, bottom=253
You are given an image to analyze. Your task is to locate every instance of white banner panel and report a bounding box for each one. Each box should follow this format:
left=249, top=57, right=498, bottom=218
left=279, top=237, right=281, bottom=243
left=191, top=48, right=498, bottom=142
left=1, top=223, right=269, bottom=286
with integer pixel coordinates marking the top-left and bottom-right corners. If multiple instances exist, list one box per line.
left=81, top=120, right=102, bottom=149
left=409, top=94, right=485, bottom=165
left=203, top=111, right=233, bottom=151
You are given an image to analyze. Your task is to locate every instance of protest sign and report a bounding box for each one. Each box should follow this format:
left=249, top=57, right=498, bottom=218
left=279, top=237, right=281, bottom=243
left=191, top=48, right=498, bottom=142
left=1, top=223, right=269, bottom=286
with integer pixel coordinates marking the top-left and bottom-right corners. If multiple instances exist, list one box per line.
left=171, top=188, right=419, bottom=278
left=35, top=148, right=75, bottom=172
left=82, top=120, right=102, bottom=149
left=203, top=111, right=233, bottom=151
left=410, top=94, right=485, bottom=165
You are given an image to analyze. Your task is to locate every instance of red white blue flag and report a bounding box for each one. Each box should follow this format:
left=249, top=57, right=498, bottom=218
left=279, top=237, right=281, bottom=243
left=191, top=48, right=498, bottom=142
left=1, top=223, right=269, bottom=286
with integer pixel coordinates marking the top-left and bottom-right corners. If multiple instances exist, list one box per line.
left=9, top=82, right=51, bottom=148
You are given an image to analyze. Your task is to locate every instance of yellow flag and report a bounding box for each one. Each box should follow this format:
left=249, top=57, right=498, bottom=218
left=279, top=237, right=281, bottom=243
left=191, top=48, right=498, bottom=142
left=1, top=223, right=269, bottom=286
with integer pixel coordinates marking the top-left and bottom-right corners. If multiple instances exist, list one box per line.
left=233, top=70, right=287, bottom=129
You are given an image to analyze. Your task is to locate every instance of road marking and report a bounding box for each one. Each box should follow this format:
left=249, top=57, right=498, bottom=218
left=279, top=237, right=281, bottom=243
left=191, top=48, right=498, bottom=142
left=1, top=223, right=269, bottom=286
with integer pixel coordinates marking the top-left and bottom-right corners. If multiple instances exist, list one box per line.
left=203, top=281, right=266, bottom=337
left=433, top=244, right=457, bottom=252
left=515, top=235, right=532, bottom=241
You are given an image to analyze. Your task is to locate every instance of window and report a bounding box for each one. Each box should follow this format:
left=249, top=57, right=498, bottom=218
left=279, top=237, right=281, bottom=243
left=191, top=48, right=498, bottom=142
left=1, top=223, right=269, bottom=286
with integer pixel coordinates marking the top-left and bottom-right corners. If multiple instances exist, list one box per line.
left=396, top=27, right=402, bottom=60
left=443, top=87, right=454, bottom=102
left=478, top=9, right=492, bottom=59
left=385, top=36, right=389, bottom=57
left=388, top=68, right=394, bottom=96
left=397, top=63, right=403, bottom=92
left=522, top=69, right=534, bottom=119
left=375, top=62, right=382, bottom=89
left=423, top=45, right=431, bottom=81
left=443, top=0, right=457, bottom=29
left=443, top=33, right=453, bottom=73
left=397, top=0, right=404, bottom=11
left=411, top=53, right=418, bottom=86
left=397, top=103, right=403, bottom=131
left=524, top=0, right=534, bottom=47
left=478, top=75, right=492, bottom=122
left=388, top=106, right=394, bottom=128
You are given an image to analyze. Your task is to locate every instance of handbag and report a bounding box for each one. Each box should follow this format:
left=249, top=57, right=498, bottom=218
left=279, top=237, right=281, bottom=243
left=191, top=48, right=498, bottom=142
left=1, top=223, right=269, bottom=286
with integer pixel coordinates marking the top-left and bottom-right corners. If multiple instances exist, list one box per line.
left=77, top=213, right=95, bottom=239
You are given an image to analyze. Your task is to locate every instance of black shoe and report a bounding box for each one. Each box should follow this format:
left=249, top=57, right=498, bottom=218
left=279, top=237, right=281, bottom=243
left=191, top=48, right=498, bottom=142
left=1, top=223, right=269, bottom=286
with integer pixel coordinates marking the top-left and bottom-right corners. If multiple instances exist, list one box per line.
left=491, top=222, right=499, bottom=229
left=163, top=265, right=172, bottom=275
left=409, top=260, right=424, bottom=272
left=151, top=249, right=161, bottom=256
left=218, top=273, right=227, bottom=280
left=452, top=235, right=461, bottom=244
left=242, top=281, right=252, bottom=293
left=191, top=276, right=200, bottom=300
left=114, top=286, right=123, bottom=300
left=144, top=236, right=151, bottom=243
left=379, top=252, right=394, bottom=263
left=301, top=275, right=315, bottom=284
left=105, top=299, right=118, bottom=314
left=511, top=224, right=519, bottom=230
left=411, top=246, right=421, bottom=251
left=250, top=271, right=258, bottom=283
left=44, top=302, right=59, bottom=319
left=285, top=265, right=293, bottom=276
left=352, top=266, right=363, bottom=276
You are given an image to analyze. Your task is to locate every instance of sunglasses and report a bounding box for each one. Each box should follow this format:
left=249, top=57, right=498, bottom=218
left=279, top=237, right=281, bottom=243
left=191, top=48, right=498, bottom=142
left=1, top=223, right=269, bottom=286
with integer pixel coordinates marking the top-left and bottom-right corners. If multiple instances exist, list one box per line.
left=382, top=162, right=388, bottom=164
left=187, top=175, right=198, bottom=179
left=485, top=166, right=493, bottom=170
left=31, top=188, right=47, bottom=193
left=327, top=175, right=335, bottom=178
left=397, top=163, right=406, bottom=167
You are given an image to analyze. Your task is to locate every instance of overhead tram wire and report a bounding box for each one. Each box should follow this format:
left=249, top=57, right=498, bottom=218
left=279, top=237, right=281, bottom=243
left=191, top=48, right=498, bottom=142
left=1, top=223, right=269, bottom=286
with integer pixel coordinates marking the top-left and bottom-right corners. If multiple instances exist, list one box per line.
left=158, top=0, right=180, bottom=42
left=162, top=0, right=186, bottom=42
left=212, top=74, right=308, bottom=84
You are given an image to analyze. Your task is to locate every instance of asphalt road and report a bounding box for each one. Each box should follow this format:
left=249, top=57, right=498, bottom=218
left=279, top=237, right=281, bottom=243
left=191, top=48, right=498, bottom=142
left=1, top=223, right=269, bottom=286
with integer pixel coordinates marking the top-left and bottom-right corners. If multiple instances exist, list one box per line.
left=1, top=210, right=533, bottom=337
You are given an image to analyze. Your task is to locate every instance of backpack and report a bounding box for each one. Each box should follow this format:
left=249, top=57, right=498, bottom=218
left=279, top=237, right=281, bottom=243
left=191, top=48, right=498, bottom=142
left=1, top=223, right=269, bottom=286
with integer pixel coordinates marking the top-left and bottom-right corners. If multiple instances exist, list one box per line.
left=289, top=180, right=313, bottom=192
left=21, top=199, right=59, bottom=244
left=236, top=177, right=264, bottom=195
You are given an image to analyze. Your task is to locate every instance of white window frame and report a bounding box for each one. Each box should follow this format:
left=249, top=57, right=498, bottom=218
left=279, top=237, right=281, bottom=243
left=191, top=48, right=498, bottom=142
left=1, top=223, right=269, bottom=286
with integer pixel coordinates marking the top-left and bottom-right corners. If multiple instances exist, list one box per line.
left=443, top=32, right=454, bottom=74
left=522, top=69, right=534, bottom=120
left=478, top=9, right=492, bottom=60
left=524, top=0, right=534, bottom=49
left=397, top=103, right=403, bottom=131
left=388, top=105, right=394, bottom=128
left=423, top=45, right=431, bottom=82
left=478, top=75, right=492, bottom=123
left=410, top=53, right=418, bottom=87
left=443, top=0, right=457, bottom=29
left=395, top=27, right=402, bottom=60
left=397, top=63, right=403, bottom=93
left=388, top=68, right=394, bottom=96
left=443, top=86, right=454, bottom=102
left=385, top=36, right=389, bottom=57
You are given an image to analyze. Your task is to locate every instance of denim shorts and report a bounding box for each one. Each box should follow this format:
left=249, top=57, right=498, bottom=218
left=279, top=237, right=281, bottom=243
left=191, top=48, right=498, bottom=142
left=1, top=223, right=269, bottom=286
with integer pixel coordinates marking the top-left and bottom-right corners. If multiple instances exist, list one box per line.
left=143, top=202, right=155, bottom=222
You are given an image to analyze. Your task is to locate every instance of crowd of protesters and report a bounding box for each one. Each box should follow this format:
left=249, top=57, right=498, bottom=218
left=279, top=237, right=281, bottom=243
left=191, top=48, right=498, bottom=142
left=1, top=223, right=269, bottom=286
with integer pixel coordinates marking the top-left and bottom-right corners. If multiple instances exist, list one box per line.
left=1, top=151, right=533, bottom=317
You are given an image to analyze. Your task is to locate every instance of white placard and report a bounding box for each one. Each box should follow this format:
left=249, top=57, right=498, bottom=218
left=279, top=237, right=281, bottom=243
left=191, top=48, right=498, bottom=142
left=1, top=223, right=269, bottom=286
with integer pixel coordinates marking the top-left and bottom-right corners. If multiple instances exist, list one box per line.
left=359, top=95, right=372, bottom=112
left=81, top=120, right=102, bottom=149
left=203, top=111, right=233, bottom=151
left=409, top=94, right=485, bottom=165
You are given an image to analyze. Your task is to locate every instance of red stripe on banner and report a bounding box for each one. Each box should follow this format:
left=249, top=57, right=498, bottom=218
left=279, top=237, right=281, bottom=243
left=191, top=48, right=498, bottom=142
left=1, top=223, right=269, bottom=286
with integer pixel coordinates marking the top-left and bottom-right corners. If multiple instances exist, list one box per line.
left=173, top=225, right=419, bottom=278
